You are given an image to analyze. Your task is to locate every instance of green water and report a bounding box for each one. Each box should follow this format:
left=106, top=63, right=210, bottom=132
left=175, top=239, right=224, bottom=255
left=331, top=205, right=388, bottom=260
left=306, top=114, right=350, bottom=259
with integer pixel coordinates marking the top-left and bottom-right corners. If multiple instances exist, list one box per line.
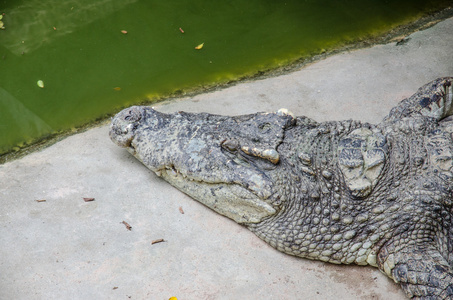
left=0, top=0, right=451, bottom=156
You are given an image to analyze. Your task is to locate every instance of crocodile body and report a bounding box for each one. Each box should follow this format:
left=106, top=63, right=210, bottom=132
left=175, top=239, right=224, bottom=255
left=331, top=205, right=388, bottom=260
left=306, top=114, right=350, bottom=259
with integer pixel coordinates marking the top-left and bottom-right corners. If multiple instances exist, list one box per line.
left=110, top=78, right=453, bottom=299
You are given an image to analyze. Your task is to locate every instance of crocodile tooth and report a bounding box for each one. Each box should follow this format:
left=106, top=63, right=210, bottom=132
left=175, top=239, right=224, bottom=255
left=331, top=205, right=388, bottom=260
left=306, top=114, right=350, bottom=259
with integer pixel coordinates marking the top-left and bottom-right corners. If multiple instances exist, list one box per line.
left=276, top=108, right=295, bottom=119
left=301, top=166, right=315, bottom=176
left=298, top=152, right=312, bottom=165
left=261, top=149, right=280, bottom=164
left=322, top=170, right=333, bottom=179
left=241, top=146, right=280, bottom=164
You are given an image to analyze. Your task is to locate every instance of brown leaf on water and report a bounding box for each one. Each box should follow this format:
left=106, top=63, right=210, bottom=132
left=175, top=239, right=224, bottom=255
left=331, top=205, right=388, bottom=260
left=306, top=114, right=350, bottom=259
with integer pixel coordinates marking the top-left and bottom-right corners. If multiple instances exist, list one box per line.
left=83, top=197, right=95, bottom=202
left=195, top=43, right=204, bottom=50
left=121, top=30, right=128, bottom=34
left=35, top=199, right=46, bottom=203
left=179, top=27, right=184, bottom=33
left=179, top=206, right=184, bottom=214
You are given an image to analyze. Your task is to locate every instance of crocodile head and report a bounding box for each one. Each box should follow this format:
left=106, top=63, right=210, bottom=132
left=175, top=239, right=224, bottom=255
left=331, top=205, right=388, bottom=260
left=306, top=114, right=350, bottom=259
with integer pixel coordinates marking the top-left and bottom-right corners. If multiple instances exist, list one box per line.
left=110, top=106, right=296, bottom=224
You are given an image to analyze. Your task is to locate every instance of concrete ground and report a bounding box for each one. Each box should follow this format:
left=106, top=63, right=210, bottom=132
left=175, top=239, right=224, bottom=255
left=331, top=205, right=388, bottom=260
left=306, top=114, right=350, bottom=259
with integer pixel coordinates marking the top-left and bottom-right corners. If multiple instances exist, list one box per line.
left=1, top=17, right=452, bottom=300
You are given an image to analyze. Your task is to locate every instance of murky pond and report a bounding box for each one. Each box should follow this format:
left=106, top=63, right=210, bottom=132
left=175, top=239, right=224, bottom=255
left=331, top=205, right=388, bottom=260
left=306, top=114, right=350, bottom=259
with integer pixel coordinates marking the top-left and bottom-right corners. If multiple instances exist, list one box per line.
left=0, top=0, right=451, bottom=157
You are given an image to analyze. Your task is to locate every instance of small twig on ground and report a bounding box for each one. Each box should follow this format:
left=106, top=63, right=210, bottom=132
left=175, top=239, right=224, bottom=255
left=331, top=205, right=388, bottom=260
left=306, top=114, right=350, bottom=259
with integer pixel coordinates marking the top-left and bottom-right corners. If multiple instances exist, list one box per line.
left=151, top=238, right=165, bottom=245
left=122, top=221, right=132, bottom=231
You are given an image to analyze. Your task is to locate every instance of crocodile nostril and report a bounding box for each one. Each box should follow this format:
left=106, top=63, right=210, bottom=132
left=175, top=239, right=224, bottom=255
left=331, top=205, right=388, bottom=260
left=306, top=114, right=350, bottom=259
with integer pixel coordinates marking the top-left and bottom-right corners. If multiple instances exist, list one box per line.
left=122, top=107, right=143, bottom=123
left=221, top=139, right=240, bottom=152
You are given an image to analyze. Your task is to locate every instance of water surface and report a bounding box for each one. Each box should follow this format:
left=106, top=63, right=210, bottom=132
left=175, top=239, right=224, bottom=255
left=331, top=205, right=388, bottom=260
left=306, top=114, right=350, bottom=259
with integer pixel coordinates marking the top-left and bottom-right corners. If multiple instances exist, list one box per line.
left=0, top=0, right=451, bottom=156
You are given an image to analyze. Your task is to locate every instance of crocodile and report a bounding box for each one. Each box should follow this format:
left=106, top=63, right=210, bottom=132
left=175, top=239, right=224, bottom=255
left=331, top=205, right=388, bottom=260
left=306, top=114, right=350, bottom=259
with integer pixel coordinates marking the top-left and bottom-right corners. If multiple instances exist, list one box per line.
left=110, top=77, right=453, bottom=299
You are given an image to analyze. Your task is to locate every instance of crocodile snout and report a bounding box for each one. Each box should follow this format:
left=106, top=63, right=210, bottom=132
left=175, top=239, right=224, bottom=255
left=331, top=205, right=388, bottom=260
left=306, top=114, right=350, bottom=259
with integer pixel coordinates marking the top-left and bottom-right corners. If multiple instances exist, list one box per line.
left=109, top=106, right=144, bottom=148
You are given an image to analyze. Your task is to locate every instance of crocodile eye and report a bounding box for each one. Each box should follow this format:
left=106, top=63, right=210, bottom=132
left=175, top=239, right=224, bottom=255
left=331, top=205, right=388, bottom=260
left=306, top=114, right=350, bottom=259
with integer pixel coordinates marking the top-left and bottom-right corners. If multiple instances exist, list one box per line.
left=221, top=139, right=240, bottom=152
left=258, top=123, right=271, bottom=131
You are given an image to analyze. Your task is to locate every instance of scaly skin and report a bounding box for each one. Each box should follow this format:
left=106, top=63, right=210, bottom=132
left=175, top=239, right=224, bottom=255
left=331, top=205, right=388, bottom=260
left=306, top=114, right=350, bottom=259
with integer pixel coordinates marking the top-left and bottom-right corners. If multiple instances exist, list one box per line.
left=110, top=77, right=453, bottom=299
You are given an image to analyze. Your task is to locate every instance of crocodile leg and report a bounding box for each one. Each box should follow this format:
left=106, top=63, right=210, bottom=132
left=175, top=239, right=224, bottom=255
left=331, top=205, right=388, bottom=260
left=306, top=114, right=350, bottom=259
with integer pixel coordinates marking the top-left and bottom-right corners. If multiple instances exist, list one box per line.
left=378, top=242, right=453, bottom=299
left=384, top=77, right=453, bottom=123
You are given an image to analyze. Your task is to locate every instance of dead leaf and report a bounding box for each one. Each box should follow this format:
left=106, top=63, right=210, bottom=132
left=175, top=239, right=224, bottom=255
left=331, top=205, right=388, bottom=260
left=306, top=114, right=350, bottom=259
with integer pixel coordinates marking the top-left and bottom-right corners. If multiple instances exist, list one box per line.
left=179, top=27, right=184, bottom=33
left=151, top=238, right=164, bottom=245
left=179, top=206, right=184, bottom=214
left=121, top=30, right=128, bottom=34
left=35, top=199, right=46, bottom=202
left=113, top=87, right=121, bottom=91
left=122, top=221, right=132, bottom=231
left=83, top=197, right=95, bottom=202
left=113, top=287, right=118, bottom=290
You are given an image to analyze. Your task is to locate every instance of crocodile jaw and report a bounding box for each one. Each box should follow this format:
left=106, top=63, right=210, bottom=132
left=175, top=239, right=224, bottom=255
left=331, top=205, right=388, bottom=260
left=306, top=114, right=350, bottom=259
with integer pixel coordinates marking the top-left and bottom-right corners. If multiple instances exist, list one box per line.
left=109, top=106, right=291, bottom=224
left=159, top=167, right=276, bottom=223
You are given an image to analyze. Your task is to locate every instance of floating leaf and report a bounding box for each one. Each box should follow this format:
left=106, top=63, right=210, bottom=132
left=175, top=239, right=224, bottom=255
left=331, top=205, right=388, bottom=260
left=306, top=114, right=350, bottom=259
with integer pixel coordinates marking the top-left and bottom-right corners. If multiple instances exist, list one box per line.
left=37, top=80, right=44, bottom=88
left=113, top=87, right=121, bottom=91
left=179, top=27, right=184, bottom=33
left=195, top=43, right=204, bottom=50
left=121, top=30, right=128, bottom=34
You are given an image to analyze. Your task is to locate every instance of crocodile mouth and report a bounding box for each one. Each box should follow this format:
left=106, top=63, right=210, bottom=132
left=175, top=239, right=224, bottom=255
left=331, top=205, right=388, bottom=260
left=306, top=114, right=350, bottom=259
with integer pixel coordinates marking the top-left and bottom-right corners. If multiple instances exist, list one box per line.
left=155, top=165, right=277, bottom=224
left=110, top=105, right=295, bottom=224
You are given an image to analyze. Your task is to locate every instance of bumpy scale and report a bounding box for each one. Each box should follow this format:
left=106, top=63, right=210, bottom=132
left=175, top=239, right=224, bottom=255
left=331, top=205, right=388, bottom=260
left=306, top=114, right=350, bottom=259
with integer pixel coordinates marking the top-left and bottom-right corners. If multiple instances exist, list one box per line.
left=110, top=78, right=453, bottom=299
